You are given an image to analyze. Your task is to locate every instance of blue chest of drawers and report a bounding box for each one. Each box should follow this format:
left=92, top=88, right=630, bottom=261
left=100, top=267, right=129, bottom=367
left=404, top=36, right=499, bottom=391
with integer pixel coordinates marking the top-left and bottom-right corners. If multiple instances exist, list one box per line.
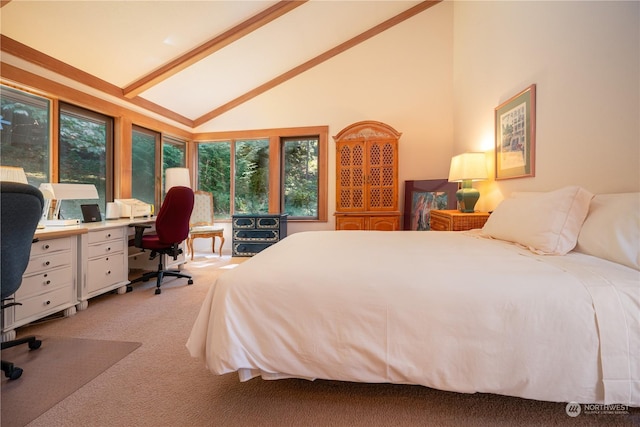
left=232, top=213, right=288, bottom=256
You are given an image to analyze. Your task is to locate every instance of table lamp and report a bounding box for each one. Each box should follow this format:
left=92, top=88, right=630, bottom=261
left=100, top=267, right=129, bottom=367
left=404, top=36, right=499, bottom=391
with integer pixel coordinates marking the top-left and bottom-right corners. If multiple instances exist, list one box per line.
left=165, top=167, right=191, bottom=193
left=448, top=152, right=488, bottom=213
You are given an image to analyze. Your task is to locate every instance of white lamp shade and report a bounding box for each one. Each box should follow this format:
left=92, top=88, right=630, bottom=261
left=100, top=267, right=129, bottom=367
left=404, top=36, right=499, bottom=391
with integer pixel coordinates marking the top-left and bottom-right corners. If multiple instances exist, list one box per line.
left=165, top=168, right=191, bottom=191
left=38, top=183, right=99, bottom=199
left=448, top=152, right=488, bottom=182
left=0, top=166, right=28, bottom=184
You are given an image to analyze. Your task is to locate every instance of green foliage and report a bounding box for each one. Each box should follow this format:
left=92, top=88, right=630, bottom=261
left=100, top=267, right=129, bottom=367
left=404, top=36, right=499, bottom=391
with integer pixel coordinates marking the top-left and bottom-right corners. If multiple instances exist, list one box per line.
left=0, top=91, right=50, bottom=184
left=198, top=142, right=231, bottom=218
left=234, top=139, right=269, bottom=214
left=283, top=139, right=318, bottom=217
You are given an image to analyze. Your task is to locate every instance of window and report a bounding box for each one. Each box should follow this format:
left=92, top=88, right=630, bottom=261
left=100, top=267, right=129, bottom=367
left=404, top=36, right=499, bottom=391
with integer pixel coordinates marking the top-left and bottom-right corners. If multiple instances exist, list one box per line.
left=234, top=138, right=269, bottom=214
left=196, top=126, right=327, bottom=221
left=131, top=125, right=158, bottom=206
left=198, top=141, right=231, bottom=219
left=0, top=85, right=50, bottom=186
left=58, top=103, right=113, bottom=221
left=282, top=136, right=319, bottom=218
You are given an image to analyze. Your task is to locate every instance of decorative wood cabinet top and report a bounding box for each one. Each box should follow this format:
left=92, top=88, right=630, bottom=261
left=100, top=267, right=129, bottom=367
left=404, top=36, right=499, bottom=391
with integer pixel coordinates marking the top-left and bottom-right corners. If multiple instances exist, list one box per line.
left=334, top=121, right=401, bottom=231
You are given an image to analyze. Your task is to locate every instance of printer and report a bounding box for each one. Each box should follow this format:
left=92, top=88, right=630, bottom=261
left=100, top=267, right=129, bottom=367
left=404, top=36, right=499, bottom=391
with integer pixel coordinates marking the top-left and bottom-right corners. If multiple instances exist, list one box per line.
left=114, top=199, right=152, bottom=220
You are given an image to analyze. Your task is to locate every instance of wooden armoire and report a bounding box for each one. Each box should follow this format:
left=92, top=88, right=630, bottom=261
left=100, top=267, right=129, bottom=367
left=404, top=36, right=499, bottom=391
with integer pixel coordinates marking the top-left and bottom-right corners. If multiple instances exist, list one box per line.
left=334, top=121, right=401, bottom=231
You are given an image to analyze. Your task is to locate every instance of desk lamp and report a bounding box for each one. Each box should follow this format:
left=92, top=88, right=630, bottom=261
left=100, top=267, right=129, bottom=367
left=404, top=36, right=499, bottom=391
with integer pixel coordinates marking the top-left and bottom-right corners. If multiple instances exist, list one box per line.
left=448, top=152, right=488, bottom=213
left=0, top=166, right=28, bottom=184
left=39, top=183, right=99, bottom=225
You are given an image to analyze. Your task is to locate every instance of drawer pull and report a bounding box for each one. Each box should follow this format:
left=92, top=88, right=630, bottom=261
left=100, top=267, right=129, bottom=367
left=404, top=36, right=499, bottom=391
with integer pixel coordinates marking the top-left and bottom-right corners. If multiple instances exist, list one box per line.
left=107, top=270, right=111, bottom=275
left=45, top=280, right=51, bottom=285
left=44, top=261, right=50, bottom=266
left=44, top=244, right=50, bottom=250
left=45, top=300, right=51, bottom=305
left=106, top=233, right=111, bottom=238
left=106, top=247, right=111, bottom=252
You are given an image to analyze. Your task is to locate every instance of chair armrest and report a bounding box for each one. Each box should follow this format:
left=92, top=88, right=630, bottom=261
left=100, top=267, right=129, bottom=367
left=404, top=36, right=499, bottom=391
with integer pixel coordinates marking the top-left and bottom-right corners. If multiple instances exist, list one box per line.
left=128, top=223, right=151, bottom=248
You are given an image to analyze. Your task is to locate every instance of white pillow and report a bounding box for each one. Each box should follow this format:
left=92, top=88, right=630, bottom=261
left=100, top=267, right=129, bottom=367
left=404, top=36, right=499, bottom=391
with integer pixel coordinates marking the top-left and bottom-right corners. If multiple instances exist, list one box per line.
left=575, top=193, right=640, bottom=270
left=481, top=186, right=594, bottom=255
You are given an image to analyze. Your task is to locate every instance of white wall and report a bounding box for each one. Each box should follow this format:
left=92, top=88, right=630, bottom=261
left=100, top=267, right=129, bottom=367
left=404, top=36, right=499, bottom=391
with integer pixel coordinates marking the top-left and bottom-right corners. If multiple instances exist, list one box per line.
left=453, top=0, right=640, bottom=211
left=196, top=1, right=454, bottom=234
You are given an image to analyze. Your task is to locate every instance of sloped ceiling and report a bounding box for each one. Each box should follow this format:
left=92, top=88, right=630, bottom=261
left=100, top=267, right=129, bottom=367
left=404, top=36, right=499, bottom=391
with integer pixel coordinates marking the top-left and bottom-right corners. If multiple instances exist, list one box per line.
left=0, top=0, right=441, bottom=130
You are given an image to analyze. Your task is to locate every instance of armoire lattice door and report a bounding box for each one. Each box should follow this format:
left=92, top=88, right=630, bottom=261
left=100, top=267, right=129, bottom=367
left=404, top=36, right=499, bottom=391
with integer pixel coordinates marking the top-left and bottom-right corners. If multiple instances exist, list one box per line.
left=334, top=121, right=401, bottom=231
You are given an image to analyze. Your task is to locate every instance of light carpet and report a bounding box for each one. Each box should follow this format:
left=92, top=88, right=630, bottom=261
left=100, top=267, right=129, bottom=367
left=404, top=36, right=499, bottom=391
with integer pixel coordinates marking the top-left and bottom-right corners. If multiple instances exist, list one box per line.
left=1, top=336, right=140, bottom=427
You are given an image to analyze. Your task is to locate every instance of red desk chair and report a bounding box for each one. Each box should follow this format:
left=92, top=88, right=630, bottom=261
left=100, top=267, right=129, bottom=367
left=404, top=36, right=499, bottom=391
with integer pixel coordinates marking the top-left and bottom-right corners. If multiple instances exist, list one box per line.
left=129, top=186, right=194, bottom=295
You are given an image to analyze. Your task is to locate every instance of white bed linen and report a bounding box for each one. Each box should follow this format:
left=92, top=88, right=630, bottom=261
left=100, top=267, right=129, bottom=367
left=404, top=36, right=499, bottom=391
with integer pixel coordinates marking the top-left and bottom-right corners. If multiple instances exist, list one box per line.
left=187, top=230, right=640, bottom=406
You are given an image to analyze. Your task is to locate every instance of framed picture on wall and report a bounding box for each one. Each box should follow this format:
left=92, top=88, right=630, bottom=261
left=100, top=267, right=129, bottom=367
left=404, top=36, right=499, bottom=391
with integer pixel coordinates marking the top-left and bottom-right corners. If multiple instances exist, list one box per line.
left=403, top=179, right=458, bottom=231
left=495, top=84, right=536, bottom=180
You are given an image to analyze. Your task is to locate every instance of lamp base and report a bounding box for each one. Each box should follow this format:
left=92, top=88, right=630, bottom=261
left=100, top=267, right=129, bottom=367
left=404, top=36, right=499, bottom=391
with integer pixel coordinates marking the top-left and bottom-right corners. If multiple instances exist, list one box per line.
left=456, top=186, right=480, bottom=213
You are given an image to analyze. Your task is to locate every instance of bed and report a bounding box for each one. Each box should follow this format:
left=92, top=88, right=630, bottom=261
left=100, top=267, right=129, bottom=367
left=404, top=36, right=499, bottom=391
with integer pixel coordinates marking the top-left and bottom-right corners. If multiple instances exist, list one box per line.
left=187, top=186, right=639, bottom=406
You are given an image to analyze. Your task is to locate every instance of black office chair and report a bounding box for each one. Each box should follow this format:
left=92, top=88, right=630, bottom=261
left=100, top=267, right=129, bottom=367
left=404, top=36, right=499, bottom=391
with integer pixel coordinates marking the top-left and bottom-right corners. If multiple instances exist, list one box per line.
left=129, top=186, right=195, bottom=295
left=1, top=182, right=45, bottom=380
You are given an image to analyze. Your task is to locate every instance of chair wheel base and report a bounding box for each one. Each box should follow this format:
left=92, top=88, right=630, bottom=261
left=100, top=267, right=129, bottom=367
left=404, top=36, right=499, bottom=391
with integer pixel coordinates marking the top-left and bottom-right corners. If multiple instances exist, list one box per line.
left=188, top=279, right=193, bottom=285
left=29, top=339, right=42, bottom=350
left=2, top=363, right=23, bottom=380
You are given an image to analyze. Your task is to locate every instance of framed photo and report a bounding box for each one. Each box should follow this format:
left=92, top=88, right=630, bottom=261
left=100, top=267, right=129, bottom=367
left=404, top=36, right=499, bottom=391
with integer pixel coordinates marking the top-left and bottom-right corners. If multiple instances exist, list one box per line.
left=403, top=179, right=458, bottom=231
left=495, top=84, right=536, bottom=180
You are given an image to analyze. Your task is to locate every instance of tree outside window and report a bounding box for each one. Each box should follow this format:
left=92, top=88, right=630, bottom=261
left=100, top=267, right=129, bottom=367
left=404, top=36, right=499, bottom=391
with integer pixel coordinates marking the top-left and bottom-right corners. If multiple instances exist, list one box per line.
left=0, top=85, right=50, bottom=186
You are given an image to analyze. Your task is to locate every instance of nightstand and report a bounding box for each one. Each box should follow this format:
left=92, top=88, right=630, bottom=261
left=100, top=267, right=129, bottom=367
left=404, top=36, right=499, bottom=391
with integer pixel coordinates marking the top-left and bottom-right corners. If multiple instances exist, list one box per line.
left=430, top=210, right=490, bottom=231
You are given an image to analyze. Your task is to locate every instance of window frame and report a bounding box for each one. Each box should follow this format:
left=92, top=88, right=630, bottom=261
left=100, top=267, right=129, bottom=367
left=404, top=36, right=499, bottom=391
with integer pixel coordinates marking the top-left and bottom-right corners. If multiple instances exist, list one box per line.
left=195, top=125, right=328, bottom=222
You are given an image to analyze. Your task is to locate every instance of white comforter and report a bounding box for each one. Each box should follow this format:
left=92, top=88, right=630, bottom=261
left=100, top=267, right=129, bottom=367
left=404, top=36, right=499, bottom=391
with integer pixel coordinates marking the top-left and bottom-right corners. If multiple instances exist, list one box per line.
left=187, top=230, right=640, bottom=406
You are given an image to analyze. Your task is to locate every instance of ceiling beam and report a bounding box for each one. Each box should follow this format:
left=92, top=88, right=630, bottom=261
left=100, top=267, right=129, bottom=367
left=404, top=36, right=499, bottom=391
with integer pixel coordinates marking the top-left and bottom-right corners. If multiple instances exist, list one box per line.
left=0, top=35, right=194, bottom=127
left=123, top=0, right=308, bottom=99
left=194, top=0, right=442, bottom=127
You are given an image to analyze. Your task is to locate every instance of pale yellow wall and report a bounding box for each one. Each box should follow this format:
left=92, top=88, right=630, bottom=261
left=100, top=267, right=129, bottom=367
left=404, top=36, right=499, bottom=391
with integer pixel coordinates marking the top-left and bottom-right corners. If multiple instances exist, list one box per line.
left=196, top=2, right=455, bottom=232
left=453, top=0, right=640, bottom=211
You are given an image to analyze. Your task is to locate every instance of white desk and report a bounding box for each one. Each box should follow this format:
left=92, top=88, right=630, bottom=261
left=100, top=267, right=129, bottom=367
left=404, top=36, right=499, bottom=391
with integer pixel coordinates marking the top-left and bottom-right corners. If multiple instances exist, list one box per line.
left=2, top=217, right=186, bottom=339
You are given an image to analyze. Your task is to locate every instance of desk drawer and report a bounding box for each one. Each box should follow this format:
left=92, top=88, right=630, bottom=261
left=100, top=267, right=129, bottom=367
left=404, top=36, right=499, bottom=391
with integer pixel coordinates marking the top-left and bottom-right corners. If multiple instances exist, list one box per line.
left=88, top=240, right=125, bottom=259
left=30, top=237, right=71, bottom=256
left=88, top=227, right=125, bottom=244
left=24, top=251, right=71, bottom=276
left=14, top=285, right=75, bottom=323
left=18, top=266, right=72, bottom=299
left=86, top=253, right=126, bottom=293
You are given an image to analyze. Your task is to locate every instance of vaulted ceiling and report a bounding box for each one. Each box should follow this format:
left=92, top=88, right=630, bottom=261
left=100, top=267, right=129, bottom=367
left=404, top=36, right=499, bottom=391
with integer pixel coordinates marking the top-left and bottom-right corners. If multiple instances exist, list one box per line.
left=0, top=0, right=441, bottom=130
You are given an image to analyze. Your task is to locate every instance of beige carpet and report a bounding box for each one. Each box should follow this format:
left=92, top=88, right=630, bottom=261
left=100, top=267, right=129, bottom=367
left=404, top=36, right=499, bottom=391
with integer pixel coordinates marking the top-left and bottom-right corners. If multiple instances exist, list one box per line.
left=1, top=336, right=140, bottom=427
left=3, top=253, right=637, bottom=427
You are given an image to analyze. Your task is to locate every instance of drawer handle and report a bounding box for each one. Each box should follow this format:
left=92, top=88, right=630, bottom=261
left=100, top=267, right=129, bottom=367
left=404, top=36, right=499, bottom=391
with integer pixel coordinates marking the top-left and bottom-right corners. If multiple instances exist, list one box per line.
left=43, top=244, right=50, bottom=250
left=45, top=300, right=51, bottom=306
left=106, top=247, right=111, bottom=252
left=107, top=270, right=111, bottom=275
left=44, top=261, right=50, bottom=266
left=106, top=233, right=111, bottom=238
left=45, top=280, right=51, bottom=285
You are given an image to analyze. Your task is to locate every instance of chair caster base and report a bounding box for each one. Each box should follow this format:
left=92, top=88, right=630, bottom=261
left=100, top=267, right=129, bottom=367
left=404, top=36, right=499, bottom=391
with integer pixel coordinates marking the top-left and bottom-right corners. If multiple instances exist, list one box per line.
left=29, top=339, right=42, bottom=350
left=188, top=279, right=193, bottom=285
left=2, top=362, right=23, bottom=380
